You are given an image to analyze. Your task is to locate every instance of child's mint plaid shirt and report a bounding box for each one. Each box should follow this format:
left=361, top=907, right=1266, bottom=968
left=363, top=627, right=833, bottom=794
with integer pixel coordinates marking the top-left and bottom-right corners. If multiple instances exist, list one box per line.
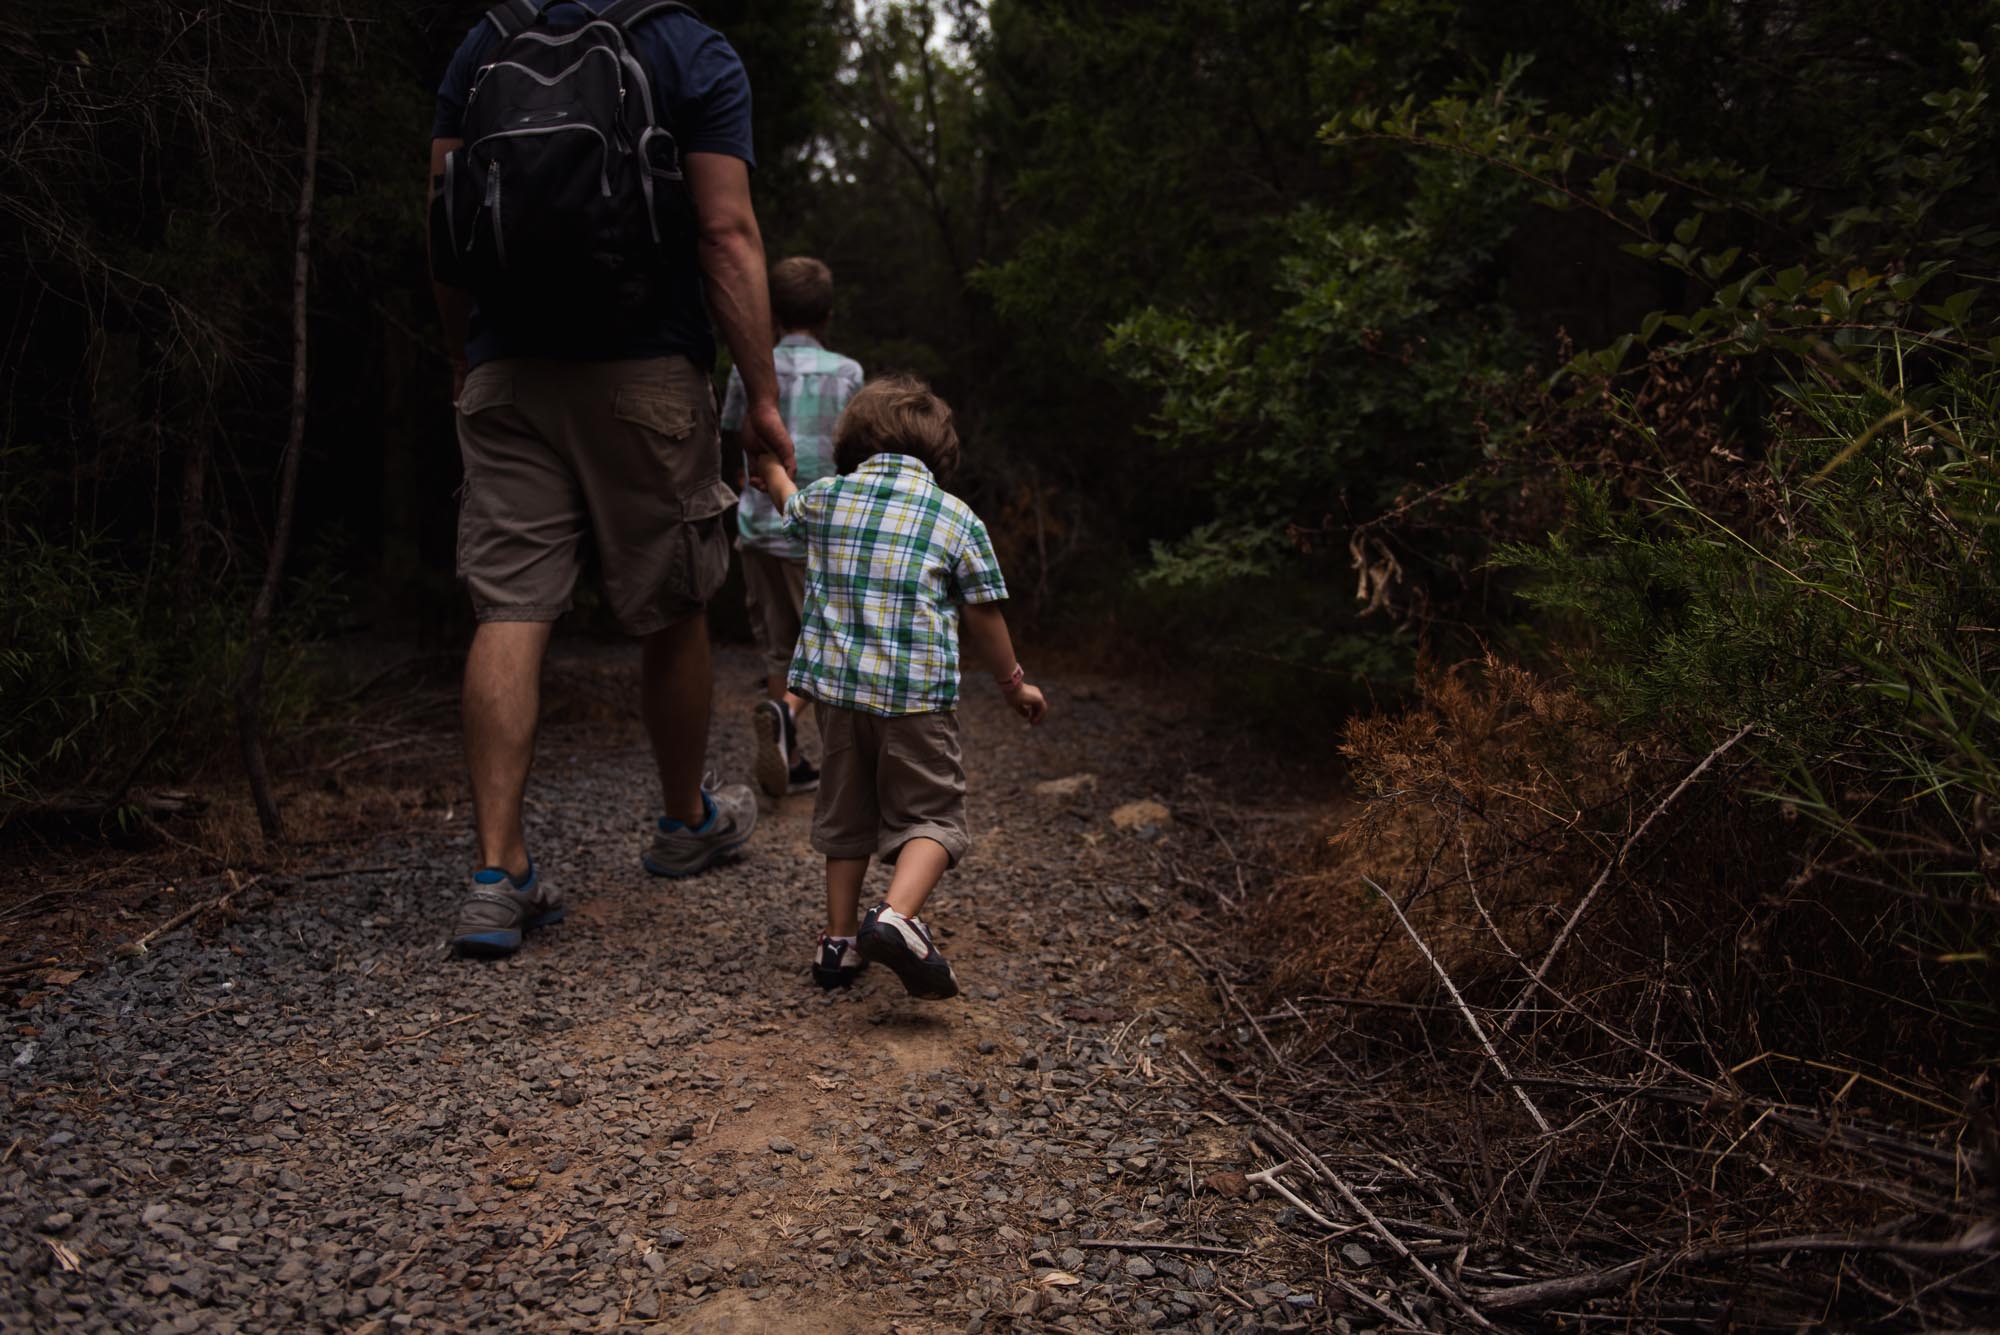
left=720, top=334, right=863, bottom=561
left=780, top=454, right=1009, bottom=716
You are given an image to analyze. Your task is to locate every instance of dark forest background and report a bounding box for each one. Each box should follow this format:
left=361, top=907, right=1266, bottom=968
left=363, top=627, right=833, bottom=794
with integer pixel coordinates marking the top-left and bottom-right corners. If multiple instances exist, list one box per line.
left=5, top=0, right=1995, bottom=792
left=8, top=3, right=2000, bottom=1318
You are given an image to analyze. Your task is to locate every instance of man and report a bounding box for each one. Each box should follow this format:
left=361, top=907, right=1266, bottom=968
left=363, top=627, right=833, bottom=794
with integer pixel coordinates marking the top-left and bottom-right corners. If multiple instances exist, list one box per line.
left=430, top=0, right=795, bottom=957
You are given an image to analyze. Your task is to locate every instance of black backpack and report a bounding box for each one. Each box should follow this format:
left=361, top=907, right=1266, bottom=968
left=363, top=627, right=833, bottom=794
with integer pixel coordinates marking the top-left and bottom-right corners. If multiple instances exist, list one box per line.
left=430, top=0, right=699, bottom=327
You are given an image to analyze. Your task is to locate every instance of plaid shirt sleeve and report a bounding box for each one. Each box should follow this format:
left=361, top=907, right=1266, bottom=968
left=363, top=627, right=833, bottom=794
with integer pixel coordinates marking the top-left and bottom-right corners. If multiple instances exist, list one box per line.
left=719, top=367, right=746, bottom=432
left=950, top=514, right=1009, bottom=605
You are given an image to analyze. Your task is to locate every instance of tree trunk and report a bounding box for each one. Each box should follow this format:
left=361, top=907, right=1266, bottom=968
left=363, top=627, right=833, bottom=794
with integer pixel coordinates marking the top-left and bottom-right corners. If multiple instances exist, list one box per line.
left=236, top=18, right=329, bottom=841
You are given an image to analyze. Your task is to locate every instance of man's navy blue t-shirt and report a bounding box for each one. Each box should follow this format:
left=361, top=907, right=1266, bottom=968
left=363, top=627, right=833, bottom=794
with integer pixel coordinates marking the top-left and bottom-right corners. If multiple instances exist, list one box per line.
left=433, top=2, right=755, bottom=370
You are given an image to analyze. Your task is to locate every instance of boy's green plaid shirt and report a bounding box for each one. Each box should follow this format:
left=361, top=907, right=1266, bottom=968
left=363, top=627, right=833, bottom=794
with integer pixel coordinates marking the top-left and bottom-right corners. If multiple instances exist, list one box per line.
left=779, top=454, right=1009, bottom=716
left=720, top=334, right=863, bottom=561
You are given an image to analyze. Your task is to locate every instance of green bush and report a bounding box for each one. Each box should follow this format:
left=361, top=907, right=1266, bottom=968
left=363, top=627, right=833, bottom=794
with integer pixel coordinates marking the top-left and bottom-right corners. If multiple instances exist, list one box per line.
left=0, top=520, right=327, bottom=810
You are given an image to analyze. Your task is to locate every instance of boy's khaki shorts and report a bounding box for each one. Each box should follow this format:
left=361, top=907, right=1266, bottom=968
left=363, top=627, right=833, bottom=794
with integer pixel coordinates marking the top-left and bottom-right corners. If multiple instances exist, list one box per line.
left=740, top=546, right=806, bottom=679
left=811, top=705, right=968, bottom=865
left=455, top=356, right=737, bottom=636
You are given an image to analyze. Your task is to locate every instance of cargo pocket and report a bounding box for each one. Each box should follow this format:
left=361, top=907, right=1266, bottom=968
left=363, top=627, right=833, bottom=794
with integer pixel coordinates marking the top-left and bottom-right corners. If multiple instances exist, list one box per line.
left=670, top=478, right=738, bottom=607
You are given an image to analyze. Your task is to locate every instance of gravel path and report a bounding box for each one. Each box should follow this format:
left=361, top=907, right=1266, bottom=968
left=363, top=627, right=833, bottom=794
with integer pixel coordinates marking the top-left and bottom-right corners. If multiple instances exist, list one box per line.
left=2, top=647, right=1339, bottom=1333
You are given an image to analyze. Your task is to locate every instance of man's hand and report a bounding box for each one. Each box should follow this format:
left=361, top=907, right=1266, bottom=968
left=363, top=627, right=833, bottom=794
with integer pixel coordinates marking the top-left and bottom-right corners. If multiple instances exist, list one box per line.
left=743, top=398, right=797, bottom=477
left=451, top=356, right=468, bottom=407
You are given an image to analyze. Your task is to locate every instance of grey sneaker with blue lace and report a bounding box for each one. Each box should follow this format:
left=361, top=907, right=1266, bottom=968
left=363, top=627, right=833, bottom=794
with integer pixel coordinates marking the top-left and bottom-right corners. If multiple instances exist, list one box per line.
left=643, top=784, right=758, bottom=878
left=451, top=862, right=564, bottom=959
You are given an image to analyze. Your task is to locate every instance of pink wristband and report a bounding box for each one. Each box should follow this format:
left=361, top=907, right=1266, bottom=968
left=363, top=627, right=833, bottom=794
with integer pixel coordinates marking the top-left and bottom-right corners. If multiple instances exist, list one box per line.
left=995, top=663, right=1025, bottom=692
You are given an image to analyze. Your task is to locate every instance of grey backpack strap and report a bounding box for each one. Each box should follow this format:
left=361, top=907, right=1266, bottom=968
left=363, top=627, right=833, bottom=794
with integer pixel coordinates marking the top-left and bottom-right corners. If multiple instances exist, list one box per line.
left=598, top=0, right=700, bottom=31
left=484, top=0, right=549, bottom=40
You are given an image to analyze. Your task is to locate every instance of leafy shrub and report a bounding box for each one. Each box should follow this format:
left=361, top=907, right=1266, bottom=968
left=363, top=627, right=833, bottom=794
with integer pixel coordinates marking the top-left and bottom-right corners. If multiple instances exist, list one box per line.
left=0, top=518, right=326, bottom=812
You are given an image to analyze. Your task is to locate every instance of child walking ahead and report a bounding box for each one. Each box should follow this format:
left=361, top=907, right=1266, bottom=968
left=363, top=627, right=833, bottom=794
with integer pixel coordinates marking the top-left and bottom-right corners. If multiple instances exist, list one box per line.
left=753, top=376, right=1046, bottom=998
left=721, top=256, right=865, bottom=798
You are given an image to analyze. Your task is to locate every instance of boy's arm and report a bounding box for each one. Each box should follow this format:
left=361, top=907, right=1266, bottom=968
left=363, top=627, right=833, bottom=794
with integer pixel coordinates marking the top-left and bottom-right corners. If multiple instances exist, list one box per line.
left=754, top=452, right=800, bottom=510
left=961, top=602, right=1047, bottom=725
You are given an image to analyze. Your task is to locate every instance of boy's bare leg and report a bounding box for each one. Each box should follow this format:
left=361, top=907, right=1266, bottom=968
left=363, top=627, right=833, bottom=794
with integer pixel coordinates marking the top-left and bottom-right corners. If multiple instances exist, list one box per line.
left=826, top=857, right=868, bottom=936
left=640, top=614, right=712, bottom=827
left=883, top=838, right=951, bottom=918
left=463, top=620, right=553, bottom=879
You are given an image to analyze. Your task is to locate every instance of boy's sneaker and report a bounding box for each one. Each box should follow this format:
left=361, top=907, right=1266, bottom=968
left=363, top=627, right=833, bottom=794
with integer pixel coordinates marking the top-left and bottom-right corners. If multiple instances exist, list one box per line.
left=856, top=903, right=959, bottom=1000
left=811, top=933, right=869, bottom=990
left=452, top=863, right=564, bottom=958
left=786, top=756, right=821, bottom=794
left=643, top=786, right=758, bottom=878
left=751, top=700, right=790, bottom=798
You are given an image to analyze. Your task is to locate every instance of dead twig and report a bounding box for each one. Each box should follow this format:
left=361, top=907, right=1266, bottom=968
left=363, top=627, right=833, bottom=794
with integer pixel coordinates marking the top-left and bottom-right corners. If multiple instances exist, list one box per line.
left=1473, top=1221, right=2000, bottom=1312
left=1074, top=1239, right=1252, bottom=1257
left=1498, top=722, right=1753, bottom=1036
left=1179, top=1051, right=1497, bottom=1330
left=117, top=872, right=255, bottom=957
left=387, top=1012, right=484, bottom=1046
left=1365, top=875, right=1552, bottom=1138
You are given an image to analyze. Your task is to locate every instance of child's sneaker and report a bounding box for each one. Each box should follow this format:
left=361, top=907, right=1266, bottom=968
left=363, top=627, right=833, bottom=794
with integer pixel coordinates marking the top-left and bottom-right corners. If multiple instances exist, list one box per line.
left=812, top=933, right=869, bottom=990
left=751, top=700, right=790, bottom=798
left=786, top=756, right=821, bottom=794
left=452, top=862, right=564, bottom=958
left=856, top=902, right=959, bottom=1000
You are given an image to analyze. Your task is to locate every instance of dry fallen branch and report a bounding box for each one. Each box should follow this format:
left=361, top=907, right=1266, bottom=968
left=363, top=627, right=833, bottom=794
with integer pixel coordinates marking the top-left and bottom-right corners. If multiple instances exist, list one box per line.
left=1179, top=1051, right=1498, bottom=1330
left=1472, top=1221, right=2000, bottom=1312
left=1366, top=874, right=1553, bottom=1138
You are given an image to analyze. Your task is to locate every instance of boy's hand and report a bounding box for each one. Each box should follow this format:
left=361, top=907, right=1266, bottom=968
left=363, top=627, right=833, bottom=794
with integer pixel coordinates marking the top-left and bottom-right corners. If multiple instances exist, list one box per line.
left=1005, top=681, right=1048, bottom=725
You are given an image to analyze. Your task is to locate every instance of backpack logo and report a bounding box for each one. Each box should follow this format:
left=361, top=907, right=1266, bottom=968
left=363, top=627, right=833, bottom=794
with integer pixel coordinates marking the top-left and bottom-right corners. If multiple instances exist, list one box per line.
left=430, top=0, right=700, bottom=328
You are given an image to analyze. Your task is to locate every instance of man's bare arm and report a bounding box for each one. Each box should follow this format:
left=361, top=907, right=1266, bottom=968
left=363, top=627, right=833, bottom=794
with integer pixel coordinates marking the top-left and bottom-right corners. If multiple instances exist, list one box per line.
left=686, top=150, right=795, bottom=474
left=429, top=137, right=472, bottom=403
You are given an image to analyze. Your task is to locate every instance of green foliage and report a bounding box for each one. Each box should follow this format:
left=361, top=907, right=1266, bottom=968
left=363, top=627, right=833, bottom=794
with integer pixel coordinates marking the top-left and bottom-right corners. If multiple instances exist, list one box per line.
left=1475, top=34, right=2000, bottom=1004
left=0, top=511, right=326, bottom=807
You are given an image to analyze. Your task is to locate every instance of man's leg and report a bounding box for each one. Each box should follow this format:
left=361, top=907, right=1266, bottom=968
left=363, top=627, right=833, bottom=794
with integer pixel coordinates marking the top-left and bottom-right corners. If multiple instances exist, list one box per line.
left=641, top=612, right=712, bottom=828
left=464, top=619, right=554, bottom=878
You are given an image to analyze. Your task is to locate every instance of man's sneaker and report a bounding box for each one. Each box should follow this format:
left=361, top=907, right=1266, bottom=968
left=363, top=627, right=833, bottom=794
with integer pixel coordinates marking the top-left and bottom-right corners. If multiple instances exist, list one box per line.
left=812, top=933, right=869, bottom=990
left=452, top=863, right=564, bottom=958
left=751, top=700, right=790, bottom=798
left=855, top=902, right=959, bottom=1000
left=786, top=756, right=821, bottom=795
left=643, top=785, right=758, bottom=878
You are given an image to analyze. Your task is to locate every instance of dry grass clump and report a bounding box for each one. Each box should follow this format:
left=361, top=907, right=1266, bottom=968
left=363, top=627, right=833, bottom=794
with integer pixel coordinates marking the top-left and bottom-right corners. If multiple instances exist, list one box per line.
left=1268, top=656, right=1681, bottom=1004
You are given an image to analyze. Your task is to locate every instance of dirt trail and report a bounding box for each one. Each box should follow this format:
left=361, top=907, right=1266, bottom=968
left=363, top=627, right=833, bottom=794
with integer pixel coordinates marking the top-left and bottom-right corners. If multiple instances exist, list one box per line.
left=1, top=647, right=1341, bottom=1333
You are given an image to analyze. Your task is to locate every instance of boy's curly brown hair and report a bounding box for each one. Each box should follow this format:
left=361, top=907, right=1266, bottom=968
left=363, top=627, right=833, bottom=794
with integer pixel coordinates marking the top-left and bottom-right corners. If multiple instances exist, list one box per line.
left=833, top=374, right=961, bottom=479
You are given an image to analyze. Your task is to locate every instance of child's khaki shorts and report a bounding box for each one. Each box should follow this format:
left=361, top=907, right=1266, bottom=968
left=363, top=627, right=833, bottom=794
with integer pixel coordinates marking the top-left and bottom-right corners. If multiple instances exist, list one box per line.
left=811, top=705, right=968, bottom=865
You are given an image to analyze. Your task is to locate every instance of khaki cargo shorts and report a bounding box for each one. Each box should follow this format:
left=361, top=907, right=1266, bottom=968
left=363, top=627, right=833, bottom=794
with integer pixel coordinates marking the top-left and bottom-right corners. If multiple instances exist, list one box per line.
left=455, top=356, right=736, bottom=636
left=811, top=705, right=968, bottom=865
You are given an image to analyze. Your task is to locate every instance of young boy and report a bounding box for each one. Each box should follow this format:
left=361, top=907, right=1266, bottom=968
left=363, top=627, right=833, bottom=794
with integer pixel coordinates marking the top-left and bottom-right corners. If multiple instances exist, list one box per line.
left=752, top=375, right=1047, bottom=998
left=720, top=257, right=865, bottom=798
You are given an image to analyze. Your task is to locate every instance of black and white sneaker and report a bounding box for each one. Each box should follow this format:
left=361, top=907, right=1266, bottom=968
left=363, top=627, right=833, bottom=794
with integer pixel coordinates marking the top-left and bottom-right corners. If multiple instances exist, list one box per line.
left=751, top=700, right=789, bottom=798
left=856, top=903, right=959, bottom=1000
left=812, top=933, right=868, bottom=990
